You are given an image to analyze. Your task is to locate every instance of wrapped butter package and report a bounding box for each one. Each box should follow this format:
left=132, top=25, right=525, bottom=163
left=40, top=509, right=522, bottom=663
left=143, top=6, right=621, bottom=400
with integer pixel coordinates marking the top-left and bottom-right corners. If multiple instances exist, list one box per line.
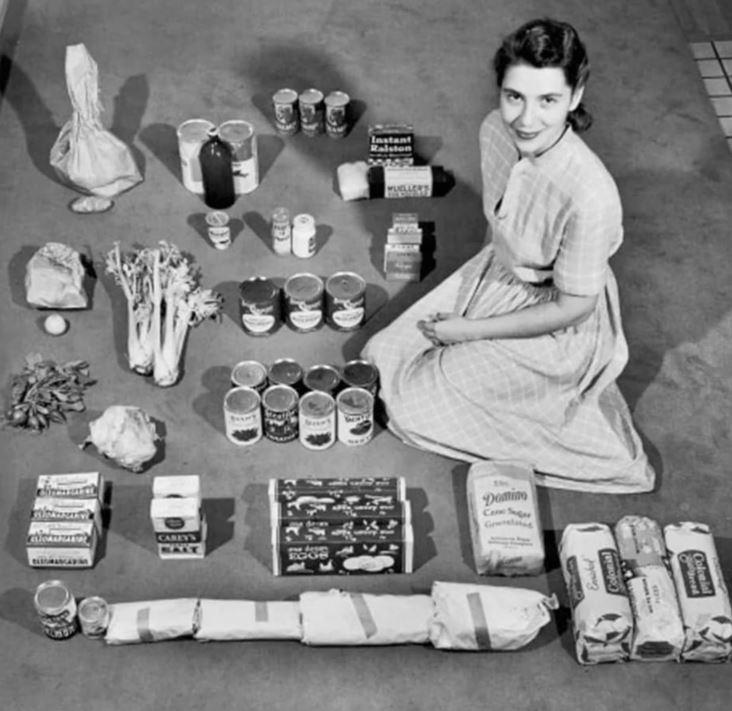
left=194, top=600, right=302, bottom=642
left=664, top=522, right=732, bottom=662
left=300, top=590, right=432, bottom=646
left=559, top=523, right=633, bottom=664
left=467, top=460, right=544, bottom=576
left=105, top=598, right=198, bottom=645
left=614, top=515, right=685, bottom=662
left=428, top=581, right=558, bottom=651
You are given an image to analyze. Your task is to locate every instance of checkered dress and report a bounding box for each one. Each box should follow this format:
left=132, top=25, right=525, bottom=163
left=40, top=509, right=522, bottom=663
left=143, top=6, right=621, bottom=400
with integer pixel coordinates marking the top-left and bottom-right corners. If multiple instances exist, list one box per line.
left=362, top=110, right=655, bottom=493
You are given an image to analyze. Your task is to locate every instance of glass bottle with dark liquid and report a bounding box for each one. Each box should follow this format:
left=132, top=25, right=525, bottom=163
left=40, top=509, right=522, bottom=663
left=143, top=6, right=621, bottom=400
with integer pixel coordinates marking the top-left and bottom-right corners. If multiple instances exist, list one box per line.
left=200, top=128, right=235, bottom=209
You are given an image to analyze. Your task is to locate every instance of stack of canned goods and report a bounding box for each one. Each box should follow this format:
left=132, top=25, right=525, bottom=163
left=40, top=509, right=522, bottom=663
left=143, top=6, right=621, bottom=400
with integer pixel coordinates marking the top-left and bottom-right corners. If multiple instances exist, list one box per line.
left=224, top=358, right=379, bottom=450
left=272, top=87, right=351, bottom=138
left=33, top=580, right=109, bottom=640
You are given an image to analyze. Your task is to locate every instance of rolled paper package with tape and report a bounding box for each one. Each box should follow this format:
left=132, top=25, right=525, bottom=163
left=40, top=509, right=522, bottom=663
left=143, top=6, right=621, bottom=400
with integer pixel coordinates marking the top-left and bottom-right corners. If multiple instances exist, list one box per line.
left=104, top=598, right=199, bottom=645
left=194, top=599, right=302, bottom=642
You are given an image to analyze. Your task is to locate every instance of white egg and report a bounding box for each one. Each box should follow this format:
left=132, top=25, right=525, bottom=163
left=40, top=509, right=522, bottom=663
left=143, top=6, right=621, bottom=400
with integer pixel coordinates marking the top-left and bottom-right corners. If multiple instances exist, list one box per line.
left=44, top=314, right=68, bottom=336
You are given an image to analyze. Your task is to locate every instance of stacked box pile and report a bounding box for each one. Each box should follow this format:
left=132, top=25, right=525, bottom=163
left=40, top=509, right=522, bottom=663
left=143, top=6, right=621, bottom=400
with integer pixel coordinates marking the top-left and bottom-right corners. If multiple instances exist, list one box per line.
left=384, top=213, right=422, bottom=281
left=269, top=477, right=412, bottom=575
left=150, top=475, right=206, bottom=559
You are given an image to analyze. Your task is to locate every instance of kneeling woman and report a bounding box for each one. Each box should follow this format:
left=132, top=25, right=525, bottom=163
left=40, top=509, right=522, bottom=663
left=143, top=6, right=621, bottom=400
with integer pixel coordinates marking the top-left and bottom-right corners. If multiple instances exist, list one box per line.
left=362, top=18, right=655, bottom=493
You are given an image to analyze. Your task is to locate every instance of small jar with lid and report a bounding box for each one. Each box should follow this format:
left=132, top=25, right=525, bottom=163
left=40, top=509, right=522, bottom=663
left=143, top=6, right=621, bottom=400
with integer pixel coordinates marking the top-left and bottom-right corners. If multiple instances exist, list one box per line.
left=271, top=206, right=291, bottom=255
left=292, top=213, right=316, bottom=258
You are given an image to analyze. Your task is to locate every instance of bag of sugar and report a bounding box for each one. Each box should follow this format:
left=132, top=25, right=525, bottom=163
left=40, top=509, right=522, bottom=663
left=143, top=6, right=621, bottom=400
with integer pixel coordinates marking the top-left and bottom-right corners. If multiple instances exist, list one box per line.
left=104, top=598, right=198, bottom=645
left=194, top=599, right=302, bottom=642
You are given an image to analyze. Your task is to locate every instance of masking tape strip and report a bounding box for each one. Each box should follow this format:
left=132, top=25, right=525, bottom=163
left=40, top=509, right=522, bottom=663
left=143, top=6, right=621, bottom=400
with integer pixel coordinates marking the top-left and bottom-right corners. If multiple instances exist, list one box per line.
left=467, top=592, right=492, bottom=650
left=350, top=593, right=378, bottom=639
left=254, top=601, right=268, bottom=623
left=136, top=607, right=154, bottom=642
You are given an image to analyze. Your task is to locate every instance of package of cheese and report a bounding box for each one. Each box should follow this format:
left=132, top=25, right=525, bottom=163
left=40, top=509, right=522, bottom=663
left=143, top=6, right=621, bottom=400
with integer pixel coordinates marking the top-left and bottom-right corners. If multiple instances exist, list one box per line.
left=105, top=599, right=199, bottom=645
left=194, top=600, right=302, bottom=642
left=664, top=522, right=732, bottom=662
left=466, top=460, right=544, bottom=576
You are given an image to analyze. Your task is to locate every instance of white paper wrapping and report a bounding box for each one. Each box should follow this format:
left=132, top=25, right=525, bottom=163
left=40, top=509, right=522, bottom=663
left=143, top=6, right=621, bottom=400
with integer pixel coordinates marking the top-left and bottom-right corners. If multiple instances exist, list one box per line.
left=194, top=599, right=302, bottom=642
left=299, top=589, right=432, bottom=645
left=104, top=598, right=198, bottom=645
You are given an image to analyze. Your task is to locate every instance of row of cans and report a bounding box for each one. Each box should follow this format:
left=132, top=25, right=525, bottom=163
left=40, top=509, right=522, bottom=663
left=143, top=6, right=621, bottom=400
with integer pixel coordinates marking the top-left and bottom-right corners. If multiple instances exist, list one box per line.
left=239, top=272, right=366, bottom=335
left=272, top=87, right=350, bottom=138
left=33, top=579, right=108, bottom=640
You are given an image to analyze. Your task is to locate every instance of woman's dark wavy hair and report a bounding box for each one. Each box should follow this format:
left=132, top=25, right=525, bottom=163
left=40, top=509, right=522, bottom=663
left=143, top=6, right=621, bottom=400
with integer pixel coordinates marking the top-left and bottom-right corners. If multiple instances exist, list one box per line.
left=493, top=18, right=592, bottom=132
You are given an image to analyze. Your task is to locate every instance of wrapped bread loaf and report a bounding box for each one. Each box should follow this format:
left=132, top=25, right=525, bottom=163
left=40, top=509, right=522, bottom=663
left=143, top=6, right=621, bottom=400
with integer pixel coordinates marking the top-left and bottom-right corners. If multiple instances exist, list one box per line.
left=194, top=599, right=302, bottom=642
left=104, top=598, right=198, bottom=645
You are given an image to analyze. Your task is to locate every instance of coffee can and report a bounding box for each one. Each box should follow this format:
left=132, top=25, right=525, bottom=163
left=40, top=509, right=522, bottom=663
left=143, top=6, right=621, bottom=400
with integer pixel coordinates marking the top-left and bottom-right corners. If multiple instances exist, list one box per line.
left=299, top=390, right=336, bottom=450
left=262, top=384, right=299, bottom=442
left=177, top=118, right=216, bottom=193
left=336, top=387, right=374, bottom=446
left=342, top=359, right=379, bottom=397
left=272, top=88, right=300, bottom=135
left=219, top=120, right=259, bottom=194
left=325, top=271, right=366, bottom=331
left=271, top=206, right=291, bottom=256
left=267, top=358, right=303, bottom=391
left=239, top=276, right=281, bottom=336
left=223, top=386, right=263, bottom=446
left=325, top=91, right=350, bottom=138
left=298, top=88, right=325, bottom=137
left=231, top=360, right=268, bottom=394
left=77, top=596, right=109, bottom=639
left=303, top=364, right=342, bottom=395
left=206, top=211, right=231, bottom=250
left=34, top=579, right=78, bottom=640
left=283, top=273, right=324, bottom=332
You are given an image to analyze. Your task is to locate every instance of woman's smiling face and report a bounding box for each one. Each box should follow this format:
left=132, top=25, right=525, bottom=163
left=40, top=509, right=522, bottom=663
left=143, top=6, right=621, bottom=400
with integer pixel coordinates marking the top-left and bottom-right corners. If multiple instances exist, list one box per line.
left=499, top=62, right=584, bottom=157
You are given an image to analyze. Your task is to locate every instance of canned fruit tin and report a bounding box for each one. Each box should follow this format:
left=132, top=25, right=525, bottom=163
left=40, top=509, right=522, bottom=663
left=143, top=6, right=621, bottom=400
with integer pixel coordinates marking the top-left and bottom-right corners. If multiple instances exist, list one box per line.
left=336, top=387, right=374, bottom=446
left=325, top=91, right=350, bottom=138
left=271, top=206, right=291, bottom=255
left=177, top=118, right=216, bottom=193
left=303, top=364, right=342, bottom=395
left=291, top=213, right=316, bottom=258
left=299, top=391, right=336, bottom=450
left=223, top=387, right=262, bottom=446
left=34, top=580, right=78, bottom=640
left=298, top=88, right=325, bottom=137
left=219, top=120, right=259, bottom=194
left=284, top=273, right=324, bottom=332
left=325, top=271, right=366, bottom=331
left=239, top=277, right=281, bottom=336
left=231, top=360, right=268, bottom=393
left=77, top=596, right=109, bottom=639
left=262, top=384, right=299, bottom=443
left=342, top=360, right=379, bottom=396
left=272, top=88, right=300, bottom=135
left=267, top=358, right=303, bottom=390
left=205, top=211, right=231, bottom=250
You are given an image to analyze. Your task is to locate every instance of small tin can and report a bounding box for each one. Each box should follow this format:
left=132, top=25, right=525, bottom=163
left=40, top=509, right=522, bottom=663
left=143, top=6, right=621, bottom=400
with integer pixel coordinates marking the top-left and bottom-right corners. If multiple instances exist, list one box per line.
left=33, top=580, right=78, bottom=640
left=283, top=272, right=324, bottom=332
left=231, top=359, right=268, bottom=394
left=271, top=206, right=291, bottom=256
left=342, top=359, right=380, bottom=397
left=298, top=88, right=325, bottom=137
left=262, top=384, right=299, bottom=443
left=219, top=120, right=259, bottom=194
left=303, top=364, right=342, bottom=395
left=299, top=390, right=336, bottom=450
left=267, top=358, right=303, bottom=391
left=291, top=213, right=316, bottom=258
left=223, top=386, right=263, bottom=445
left=206, top=210, right=231, bottom=249
left=177, top=118, right=216, bottom=193
left=77, top=596, right=109, bottom=639
left=239, top=276, right=281, bottom=336
left=272, top=88, right=300, bottom=135
left=325, top=271, right=366, bottom=331
left=325, top=91, right=350, bottom=138
left=336, top=387, right=374, bottom=446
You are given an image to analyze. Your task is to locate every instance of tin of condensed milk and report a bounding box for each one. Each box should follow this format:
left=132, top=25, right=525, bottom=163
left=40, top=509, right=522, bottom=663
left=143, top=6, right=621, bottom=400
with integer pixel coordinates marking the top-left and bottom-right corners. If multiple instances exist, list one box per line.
left=272, top=88, right=300, bottom=135
left=336, top=387, right=374, bottom=446
left=325, top=91, right=350, bottom=138
left=299, top=390, right=336, bottom=450
left=303, top=364, right=342, bottom=395
left=298, top=88, right=325, bottom=136
left=325, top=271, right=366, bottom=331
left=239, top=276, right=281, bottom=336
left=34, top=579, right=78, bottom=640
left=342, top=359, right=379, bottom=397
left=223, top=386, right=263, bottom=445
left=267, top=358, right=304, bottom=392
left=262, top=384, right=299, bottom=443
left=231, top=360, right=268, bottom=394
left=284, top=273, right=324, bottom=332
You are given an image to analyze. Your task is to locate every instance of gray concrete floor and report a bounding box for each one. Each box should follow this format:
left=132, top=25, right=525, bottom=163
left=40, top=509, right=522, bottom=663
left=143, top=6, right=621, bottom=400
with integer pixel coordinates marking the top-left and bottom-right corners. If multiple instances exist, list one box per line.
left=1, top=1, right=732, bottom=710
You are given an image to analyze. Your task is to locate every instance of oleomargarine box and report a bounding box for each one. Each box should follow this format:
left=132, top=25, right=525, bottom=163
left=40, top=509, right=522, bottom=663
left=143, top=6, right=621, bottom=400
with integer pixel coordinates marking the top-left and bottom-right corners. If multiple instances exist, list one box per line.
left=149, top=496, right=206, bottom=559
left=35, top=471, right=104, bottom=501
left=30, top=497, right=102, bottom=533
left=26, top=520, right=98, bottom=568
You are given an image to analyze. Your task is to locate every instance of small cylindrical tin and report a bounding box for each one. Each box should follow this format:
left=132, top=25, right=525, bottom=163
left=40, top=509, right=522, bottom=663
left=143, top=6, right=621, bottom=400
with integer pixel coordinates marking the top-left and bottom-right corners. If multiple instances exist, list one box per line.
left=342, top=359, right=380, bottom=397
left=299, top=390, right=336, bottom=450
left=267, top=358, right=303, bottom=391
left=34, top=580, right=78, bottom=640
left=223, top=386, right=263, bottom=445
left=239, top=276, right=281, bottom=336
left=325, top=271, right=366, bottom=331
left=206, top=210, right=231, bottom=249
left=325, top=91, right=350, bottom=138
left=303, top=364, right=342, bottom=395
left=77, top=596, right=109, bottom=639
left=283, top=272, right=324, bottom=332
left=291, top=213, right=316, bottom=258
left=272, top=88, right=300, bottom=135
left=231, top=359, right=268, bottom=394
left=177, top=118, right=216, bottom=193
left=336, top=387, right=374, bottom=446
left=219, top=120, right=259, bottom=194
left=262, top=384, right=299, bottom=442
left=298, top=88, right=325, bottom=137
left=271, top=206, right=291, bottom=256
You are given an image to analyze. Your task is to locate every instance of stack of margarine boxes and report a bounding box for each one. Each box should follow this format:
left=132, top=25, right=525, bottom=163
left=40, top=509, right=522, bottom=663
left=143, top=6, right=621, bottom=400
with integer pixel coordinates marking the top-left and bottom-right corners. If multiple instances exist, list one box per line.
left=149, top=475, right=206, bottom=559
left=27, top=472, right=104, bottom=568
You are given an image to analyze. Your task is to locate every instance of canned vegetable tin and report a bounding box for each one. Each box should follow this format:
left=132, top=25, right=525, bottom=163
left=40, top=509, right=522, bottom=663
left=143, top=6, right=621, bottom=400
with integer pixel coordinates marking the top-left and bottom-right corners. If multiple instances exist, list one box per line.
left=303, top=364, right=342, bottom=395
left=283, top=273, right=324, bottom=332
left=267, top=358, right=304, bottom=391
left=299, top=391, right=336, bottom=450
left=231, top=360, right=268, bottom=394
left=262, top=384, right=299, bottom=442
left=325, top=271, right=366, bottom=331
left=298, top=88, right=325, bottom=137
left=219, top=120, right=259, bottom=195
left=272, top=88, right=300, bottom=135
left=223, top=387, right=263, bottom=445
left=77, top=596, right=109, bottom=639
left=239, top=276, right=281, bottom=336
left=325, top=91, right=350, bottom=138
left=34, top=579, right=78, bottom=640
left=342, top=359, right=380, bottom=397
left=177, top=118, right=216, bottom=193
left=336, top=387, right=375, bottom=446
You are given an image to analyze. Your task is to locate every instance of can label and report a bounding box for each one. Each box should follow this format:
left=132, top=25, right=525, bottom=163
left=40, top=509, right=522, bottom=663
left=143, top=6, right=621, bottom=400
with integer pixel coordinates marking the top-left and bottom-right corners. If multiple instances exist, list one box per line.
left=240, top=277, right=280, bottom=336
left=263, top=385, right=299, bottom=442
left=326, top=272, right=366, bottom=331
left=299, top=392, right=336, bottom=450
left=336, top=387, right=374, bottom=446
left=299, top=89, right=325, bottom=136
left=273, top=88, right=300, bottom=135
left=223, top=387, right=262, bottom=445
left=325, top=91, right=350, bottom=138
left=34, top=581, right=78, bottom=640
left=284, top=273, right=323, bottom=332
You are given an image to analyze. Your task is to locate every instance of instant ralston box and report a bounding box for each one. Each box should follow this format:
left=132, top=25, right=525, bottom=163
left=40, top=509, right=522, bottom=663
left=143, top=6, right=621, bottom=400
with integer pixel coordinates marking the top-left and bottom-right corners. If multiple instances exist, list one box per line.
left=26, top=520, right=99, bottom=568
left=150, top=496, right=206, bottom=560
left=368, top=123, right=414, bottom=166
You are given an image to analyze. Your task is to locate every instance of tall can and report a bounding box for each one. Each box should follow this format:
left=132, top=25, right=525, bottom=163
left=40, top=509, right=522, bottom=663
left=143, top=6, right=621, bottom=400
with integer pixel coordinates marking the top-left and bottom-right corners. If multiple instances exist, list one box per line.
left=271, top=206, right=292, bottom=256
left=272, top=88, right=300, bottom=135
left=262, top=384, right=299, bottom=443
left=325, top=91, right=350, bottom=138
left=231, top=360, right=268, bottom=394
left=223, top=386, right=263, bottom=446
left=77, top=596, right=109, bottom=639
left=303, top=364, right=342, bottom=395
left=219, top=120, right=259, bottom=195
left=291, top=213, right=316, bottom=258
left=298, top=88, right=325, bottom=137
left=336, top=387, right=374, bottom=446
left=325, top=271, right=366, bottom=331
left=342, top=359, right=379, bottom=397
left=283, top=273, right=324, bottom=332
left=299, top=390, right=336, bottom=450
left=34, top=580, right=78, bottom=640
left=239, top=276, right=281, bottom=336
left=267, top=358, right=303, bottom=392
left=177, top=118, right=216, bottom=194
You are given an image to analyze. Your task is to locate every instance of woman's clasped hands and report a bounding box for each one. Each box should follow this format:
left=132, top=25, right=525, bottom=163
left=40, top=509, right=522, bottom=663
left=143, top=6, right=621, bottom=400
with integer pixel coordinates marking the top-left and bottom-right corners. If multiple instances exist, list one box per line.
left=417, top=312, right=480, bottom=346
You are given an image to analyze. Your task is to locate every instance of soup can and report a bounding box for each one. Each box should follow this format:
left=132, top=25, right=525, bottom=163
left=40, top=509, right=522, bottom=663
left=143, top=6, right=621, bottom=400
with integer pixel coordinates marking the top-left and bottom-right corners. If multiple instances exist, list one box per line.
left=298, top=88, right=325, bottom=137
left=77, top=596, right=109, bottom=639
left=336, top=387, right=374, bottom=446
left=284, top=273, right=324, bottom=332
left=206, top=210, right=231, bottom=250
left=325, top=91, right=350, bottom=138
left=267, top=358, right=303, bottom=391
left=223, top=386, right=263, bottom=446
left=325, top=271, right=366, bottom=331
left=303, top=364, right=342, bottom=395
left=33, top=580, right=78, bottom=640
left=239, top=276, right=281, bottom=336
left=219, top=119, right=259, bottom=194
left=262, top=384, right=299, bottom=442
left=342, top=359, right=380, bottom=397
left=231, top=359, right=268, bottom=394
left=177, top=118, right=216, bottom=193
left=272, top=88, right=300, bottom=135
left=299, top=390, right=336, bottom=450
